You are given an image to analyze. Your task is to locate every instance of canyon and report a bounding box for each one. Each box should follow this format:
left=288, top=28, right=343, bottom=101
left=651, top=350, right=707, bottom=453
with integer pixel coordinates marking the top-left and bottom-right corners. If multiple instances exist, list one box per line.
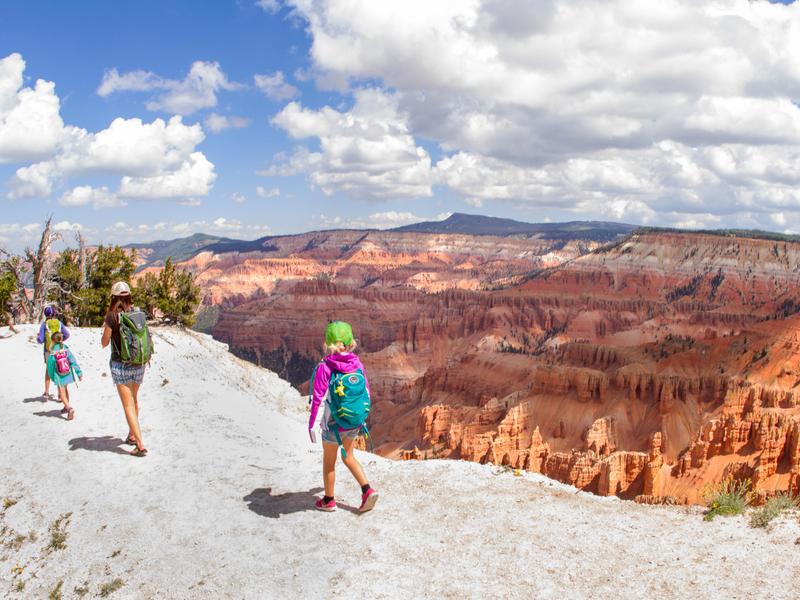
left=134, top=215, right=800, bottom=504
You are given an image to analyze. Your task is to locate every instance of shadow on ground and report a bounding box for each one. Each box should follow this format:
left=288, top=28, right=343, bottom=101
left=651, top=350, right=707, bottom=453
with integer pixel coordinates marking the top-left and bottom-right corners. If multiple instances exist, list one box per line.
left=24, top=396, right=52, bottom=404
left=68, top=436, right=130, bottom=455
left=244, top=487, right=325, bottom=518
left=33, top=409, right=66, bottom=419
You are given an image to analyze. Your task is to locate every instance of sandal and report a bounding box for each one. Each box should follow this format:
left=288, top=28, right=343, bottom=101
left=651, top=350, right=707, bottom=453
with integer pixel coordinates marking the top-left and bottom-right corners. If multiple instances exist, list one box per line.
left=66, top=408, right=75, bottom=421
left=130, top=446, right=148, bottom=457
left=124, top=436, right=137, bottom=445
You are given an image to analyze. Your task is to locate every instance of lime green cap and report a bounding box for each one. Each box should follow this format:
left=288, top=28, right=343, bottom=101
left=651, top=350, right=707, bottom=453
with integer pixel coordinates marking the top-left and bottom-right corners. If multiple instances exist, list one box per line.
left=325, top=321, right=353, bottom=346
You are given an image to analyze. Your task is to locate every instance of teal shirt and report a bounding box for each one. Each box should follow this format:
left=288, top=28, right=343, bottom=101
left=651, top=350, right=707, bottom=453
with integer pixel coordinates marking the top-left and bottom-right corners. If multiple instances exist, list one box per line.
left=46, top=343, right=83, bottom=387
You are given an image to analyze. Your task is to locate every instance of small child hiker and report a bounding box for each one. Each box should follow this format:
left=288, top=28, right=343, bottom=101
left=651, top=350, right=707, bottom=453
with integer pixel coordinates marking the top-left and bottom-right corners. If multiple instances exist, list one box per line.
left=47, top=331, right=83, bottom=420
left=308, top=321, right=378, bottom=513
left=37, top=305, right=70, bottom=399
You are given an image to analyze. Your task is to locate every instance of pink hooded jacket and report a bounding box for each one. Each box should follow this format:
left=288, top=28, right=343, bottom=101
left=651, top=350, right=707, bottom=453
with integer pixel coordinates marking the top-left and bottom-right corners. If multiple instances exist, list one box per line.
left=308, top=353, right=370, bottom=431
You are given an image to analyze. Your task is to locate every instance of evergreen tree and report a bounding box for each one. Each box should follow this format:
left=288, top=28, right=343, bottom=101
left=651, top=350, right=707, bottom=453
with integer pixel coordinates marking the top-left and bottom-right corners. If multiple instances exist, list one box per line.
left=73, top=245, right=136, bottom=325
left=149, top=258, right=201, bottom=326
left=0, top=271, right=16, bottom=326
left=134, top=271, right=160, bottom=320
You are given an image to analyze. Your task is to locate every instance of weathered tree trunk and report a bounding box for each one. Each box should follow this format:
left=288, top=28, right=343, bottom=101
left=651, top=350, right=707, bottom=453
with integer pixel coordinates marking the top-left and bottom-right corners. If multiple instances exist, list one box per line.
left=25, top=216, right=60, bottom=319
left=76, top=230, right=87, bottom=290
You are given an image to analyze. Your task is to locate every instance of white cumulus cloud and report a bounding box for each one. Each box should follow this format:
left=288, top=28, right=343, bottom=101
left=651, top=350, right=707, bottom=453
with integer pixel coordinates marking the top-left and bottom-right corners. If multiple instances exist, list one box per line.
left=256, top=186, right=281, bottom=198
left=98, top=61, right=243, bottom=115
left=60, top=185, right=125, bottom=209
left=254, top=71, right=299, bottom=101
left=316, top=211, right=450, bottom=230
left=270, top=88, right=433, bottom=199
left=9, top=114, right=216, bottom=201
left=204, top=113, right=251, bottom=133
left=0, top=53, right=68, bottom=163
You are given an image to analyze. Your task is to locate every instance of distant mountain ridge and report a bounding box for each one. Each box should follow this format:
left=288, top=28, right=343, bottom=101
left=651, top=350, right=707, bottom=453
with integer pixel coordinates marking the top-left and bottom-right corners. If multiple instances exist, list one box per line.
left=126, top=213, right=637, bottom=267
left=125, top=213, right=800, bottom=269
left=393, top=212, right=636, bottom=239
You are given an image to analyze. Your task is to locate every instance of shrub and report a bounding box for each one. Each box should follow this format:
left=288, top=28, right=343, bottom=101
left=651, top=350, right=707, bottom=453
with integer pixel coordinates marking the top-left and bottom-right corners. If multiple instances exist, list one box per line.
left=99, top=578, right=125, bottom=597
left=702, top=477, right=753, bottom=521
left=749, top=493, right=800, bottom=528
left=47, top=512, right=72, bottom=551
left=48, top=580, right=63, bottom=600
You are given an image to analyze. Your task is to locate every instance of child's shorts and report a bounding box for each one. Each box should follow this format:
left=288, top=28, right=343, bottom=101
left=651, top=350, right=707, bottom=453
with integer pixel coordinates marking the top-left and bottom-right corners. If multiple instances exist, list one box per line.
left=321, top=423, right=362, bottom=445
left=320, top=403, right=362, bottom=444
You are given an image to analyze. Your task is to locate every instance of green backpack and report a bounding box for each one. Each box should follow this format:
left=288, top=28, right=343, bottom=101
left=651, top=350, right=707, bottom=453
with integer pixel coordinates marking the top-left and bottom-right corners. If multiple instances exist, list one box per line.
left=310, top=365, right=373, bottom=458
left=117, top=310, right=154, bottom=366
left=44, top=318, right=61, bottom=351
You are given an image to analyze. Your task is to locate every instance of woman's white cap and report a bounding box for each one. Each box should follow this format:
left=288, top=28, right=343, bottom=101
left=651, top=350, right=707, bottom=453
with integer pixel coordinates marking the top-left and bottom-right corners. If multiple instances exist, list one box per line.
left=111, top=281, right=131, bottom=296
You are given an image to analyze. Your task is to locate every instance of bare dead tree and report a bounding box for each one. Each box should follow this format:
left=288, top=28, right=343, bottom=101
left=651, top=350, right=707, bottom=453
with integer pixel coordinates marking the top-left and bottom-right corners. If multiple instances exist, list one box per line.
left=24, top=216, right=61, bottom=319
left=76, top=230, right=87, bottom=290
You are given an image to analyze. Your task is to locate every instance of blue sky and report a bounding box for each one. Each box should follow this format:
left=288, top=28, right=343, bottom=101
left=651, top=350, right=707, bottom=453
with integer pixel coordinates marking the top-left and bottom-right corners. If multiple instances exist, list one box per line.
left=1, top=0, right=800, bottom=250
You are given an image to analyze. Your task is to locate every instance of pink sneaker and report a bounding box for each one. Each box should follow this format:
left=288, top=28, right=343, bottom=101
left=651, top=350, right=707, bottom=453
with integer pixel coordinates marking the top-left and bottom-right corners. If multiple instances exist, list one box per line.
left=358, top=488, right=379, bottom=513
left=315, top=498, right=337, bottom=512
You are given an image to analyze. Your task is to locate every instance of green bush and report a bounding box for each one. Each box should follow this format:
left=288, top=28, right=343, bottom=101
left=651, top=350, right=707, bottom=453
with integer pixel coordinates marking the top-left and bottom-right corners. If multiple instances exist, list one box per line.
left=749, top=493, right=800, bottom=528
left=702, top=477, right=753, bottom=521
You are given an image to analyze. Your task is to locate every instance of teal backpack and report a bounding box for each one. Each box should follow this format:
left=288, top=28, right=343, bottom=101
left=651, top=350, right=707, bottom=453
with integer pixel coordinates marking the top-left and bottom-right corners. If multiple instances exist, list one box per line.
left=310, top=364, right=373, bottom=458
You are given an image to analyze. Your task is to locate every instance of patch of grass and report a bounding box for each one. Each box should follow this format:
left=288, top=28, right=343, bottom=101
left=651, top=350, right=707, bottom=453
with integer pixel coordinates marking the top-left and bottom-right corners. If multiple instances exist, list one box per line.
left=750, top=493, right=800, bottom=528
left=47, top=512, right=72, bottom=551
left=74, top=582, right=90, bottom=598
left=110, top=549, right=121, bottom=558
left=99, top=578, right=124, bottom=597
left=9, top=533, right=26, bottom=550
left=702, top=477, right=753, bottom=521
left=2, top=497, right=18, bottom=510
left=48, top=579, right=63, bottom=600
left=27, top=531, right=38, bottom=543
left=14, top=580, right=25, bottom=592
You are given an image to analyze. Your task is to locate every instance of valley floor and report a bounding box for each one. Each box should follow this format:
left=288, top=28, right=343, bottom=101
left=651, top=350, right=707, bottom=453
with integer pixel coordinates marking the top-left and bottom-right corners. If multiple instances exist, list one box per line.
left=1, top=325, right=798, bottom=599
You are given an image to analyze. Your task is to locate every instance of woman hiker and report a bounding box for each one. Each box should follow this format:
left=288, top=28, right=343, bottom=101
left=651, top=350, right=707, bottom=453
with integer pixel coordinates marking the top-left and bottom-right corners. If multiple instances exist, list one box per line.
left=101, top=281, right=148, bottom=457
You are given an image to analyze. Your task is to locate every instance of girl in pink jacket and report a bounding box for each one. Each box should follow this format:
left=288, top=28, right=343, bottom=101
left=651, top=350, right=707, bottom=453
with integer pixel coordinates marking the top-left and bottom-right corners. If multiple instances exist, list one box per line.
left=308, top=321, right=378, bottom=513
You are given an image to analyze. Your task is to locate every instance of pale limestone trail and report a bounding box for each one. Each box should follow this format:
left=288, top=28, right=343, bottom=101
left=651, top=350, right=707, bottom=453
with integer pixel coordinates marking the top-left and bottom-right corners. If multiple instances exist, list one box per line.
left=0, top=325, right=798, bottom=599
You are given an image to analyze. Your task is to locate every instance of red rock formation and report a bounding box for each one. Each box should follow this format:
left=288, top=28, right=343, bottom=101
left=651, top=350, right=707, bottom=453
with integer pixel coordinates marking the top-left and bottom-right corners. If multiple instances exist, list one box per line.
left=584, top=417, right=618, bottom=455
left=597, top=452, right=647, bottom=497
left=642, top=432, right=663, bottom=496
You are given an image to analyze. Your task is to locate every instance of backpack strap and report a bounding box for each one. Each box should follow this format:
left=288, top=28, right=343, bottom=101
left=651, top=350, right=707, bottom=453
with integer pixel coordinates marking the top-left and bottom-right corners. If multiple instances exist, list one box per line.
left=332, top=427, right=346, bottom=459
left=361, top=423, right=375, bottom=453
left=308, top=363, right=321, bottom=405
left=325, top=371, right=347, bottom=459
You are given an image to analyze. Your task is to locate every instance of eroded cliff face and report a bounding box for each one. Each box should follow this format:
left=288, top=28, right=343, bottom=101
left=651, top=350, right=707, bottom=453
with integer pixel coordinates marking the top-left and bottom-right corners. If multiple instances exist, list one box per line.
left=186, top=229, right=800, bottom=503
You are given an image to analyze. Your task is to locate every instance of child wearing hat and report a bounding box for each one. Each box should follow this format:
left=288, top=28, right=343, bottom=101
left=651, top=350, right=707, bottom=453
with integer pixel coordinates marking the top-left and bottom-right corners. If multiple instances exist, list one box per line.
left=37, top=305, right=71, bottom=399
left=308, top=321, right=378, bottom=513
left=46, top=330, right=83, bottom=420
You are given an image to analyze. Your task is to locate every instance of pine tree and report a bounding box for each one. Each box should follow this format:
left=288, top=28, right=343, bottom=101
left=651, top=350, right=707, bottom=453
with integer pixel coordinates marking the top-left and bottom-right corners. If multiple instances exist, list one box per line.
left=0, top=271, right=16, bottom=326
left=134, top=271, right=160, bottom=319
left=149, top=258, right=201, bottom=326
left=73, top=245, right=136, bottom=325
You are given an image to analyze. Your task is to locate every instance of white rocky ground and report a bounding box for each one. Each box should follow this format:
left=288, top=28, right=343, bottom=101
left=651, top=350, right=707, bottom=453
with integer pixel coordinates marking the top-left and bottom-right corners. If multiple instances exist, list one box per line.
left=1, top=325, right=799, bottom=599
